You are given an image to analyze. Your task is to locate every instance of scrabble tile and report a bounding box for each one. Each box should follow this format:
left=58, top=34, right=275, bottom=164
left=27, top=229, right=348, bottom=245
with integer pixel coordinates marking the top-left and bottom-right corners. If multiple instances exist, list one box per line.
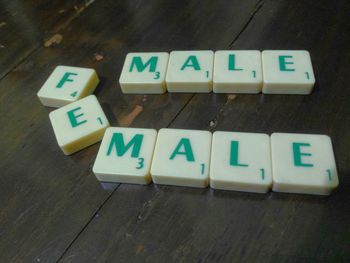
left=49, top=95, right=109, bottom=155
left=262, top=50, right=315, bottom=94
left=165, top=50, right=214, bottom=93
left=119, top=52, right=169, bottom=94
left=37, top=65, right=99, bottom=107
left=213, top=50, right=263, bottom=93
left=271, top=133, right=339, bottom=195
left=210, top=131, right=272, bottom=193
left=150, top=128, right=212, bottom=188
left=93, top=127, right=157, bottom=184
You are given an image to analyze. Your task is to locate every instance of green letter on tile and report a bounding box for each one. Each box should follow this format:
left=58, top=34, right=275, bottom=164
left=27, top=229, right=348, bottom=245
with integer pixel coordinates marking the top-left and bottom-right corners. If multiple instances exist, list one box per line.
left=129, top=56, right=158, bottom=72
left=67, top=107, right=87, bottom=128
left=107, top=133, right=143, bottom=158
left=279, top=55, right=295, bottom=71
left=228, top=54, right=243, bottom=71
left=57, top=72, right=78, bottom=88
left=230, top=141, right=248, bottom=167
left=181, top=56, right=201, bottom=71
left=293, top=142, right=313, bottom=167
left=170, top=138, right=195, bottom=162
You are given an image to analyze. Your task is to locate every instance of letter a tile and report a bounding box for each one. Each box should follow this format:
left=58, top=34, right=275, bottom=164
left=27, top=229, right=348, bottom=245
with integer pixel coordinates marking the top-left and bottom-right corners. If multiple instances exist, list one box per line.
left=166, top=51, right=214, bottom=93
left=151, top=128, right=212, bottom=188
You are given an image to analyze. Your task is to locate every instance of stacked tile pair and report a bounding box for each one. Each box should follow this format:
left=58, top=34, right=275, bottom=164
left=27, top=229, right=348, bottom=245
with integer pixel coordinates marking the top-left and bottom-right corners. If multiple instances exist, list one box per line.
left=93, top=127, right=338, bottom=196
left=37, top=66, right=110, bottom=154
left=119, top=50, right=315, bottom=95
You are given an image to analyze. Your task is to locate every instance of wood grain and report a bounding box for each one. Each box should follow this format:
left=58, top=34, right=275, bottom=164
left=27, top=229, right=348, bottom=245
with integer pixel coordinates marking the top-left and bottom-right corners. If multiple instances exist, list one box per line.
left=0, top=0, right=349, bottom=262
left=0, top=0, right=90, bottom=79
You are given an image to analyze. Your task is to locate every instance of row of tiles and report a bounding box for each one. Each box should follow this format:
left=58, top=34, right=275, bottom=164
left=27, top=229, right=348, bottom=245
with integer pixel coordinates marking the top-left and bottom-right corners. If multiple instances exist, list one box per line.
left=119, top=50, right=315, bottom=95
left=37, top=50, right=315, bottom=108
left=49, top=95, right=338, bottom=196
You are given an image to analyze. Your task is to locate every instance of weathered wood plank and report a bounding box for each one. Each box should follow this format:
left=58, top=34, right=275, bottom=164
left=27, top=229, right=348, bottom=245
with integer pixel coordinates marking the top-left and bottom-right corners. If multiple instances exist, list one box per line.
left=0, top=0, right=262, bottom=262
left=0, top=0, right=93, bottom=79
left=59, top=0, right=350, bottom=262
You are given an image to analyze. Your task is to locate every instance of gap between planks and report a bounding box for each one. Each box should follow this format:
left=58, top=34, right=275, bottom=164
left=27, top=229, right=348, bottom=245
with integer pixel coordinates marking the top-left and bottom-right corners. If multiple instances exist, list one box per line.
left=0, top=0, right=96, bottom=82
left=167, top=0, right=265, bottom=130
left=56, top=184, right=121, bottom=263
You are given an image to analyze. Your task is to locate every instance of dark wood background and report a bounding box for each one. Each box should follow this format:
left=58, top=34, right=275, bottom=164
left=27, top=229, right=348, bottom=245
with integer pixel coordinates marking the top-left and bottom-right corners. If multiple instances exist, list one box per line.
left=0, top=0, right=349, bottom=262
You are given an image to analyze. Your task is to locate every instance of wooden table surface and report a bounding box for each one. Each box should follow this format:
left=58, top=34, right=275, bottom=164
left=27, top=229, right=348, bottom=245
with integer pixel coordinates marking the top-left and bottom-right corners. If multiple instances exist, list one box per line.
left=1, top=0, right=349, bottom=262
